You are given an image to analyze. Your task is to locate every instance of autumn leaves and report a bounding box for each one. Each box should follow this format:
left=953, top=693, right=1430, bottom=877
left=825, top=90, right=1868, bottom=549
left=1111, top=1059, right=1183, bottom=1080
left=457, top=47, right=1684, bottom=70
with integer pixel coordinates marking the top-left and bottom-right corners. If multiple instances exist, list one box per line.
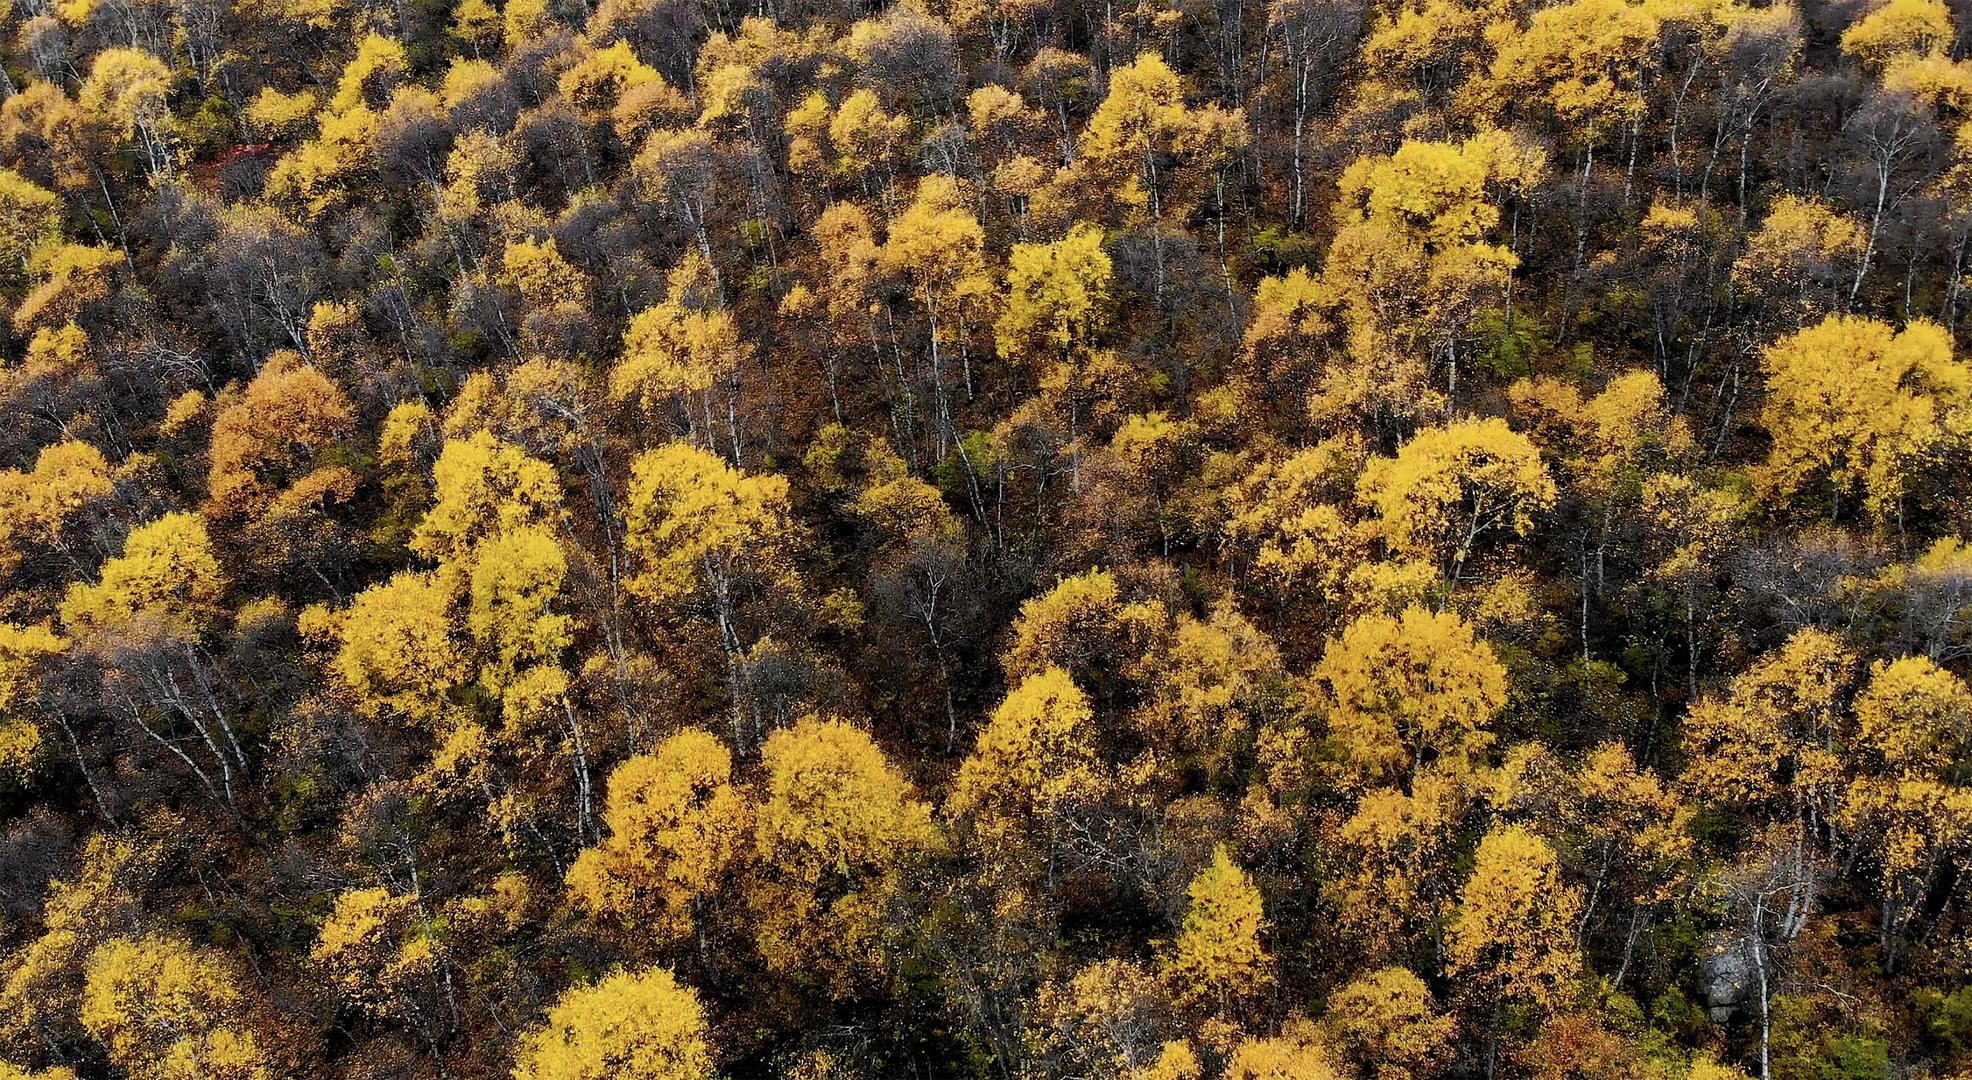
left=525, top=717, right=936, bottom=1077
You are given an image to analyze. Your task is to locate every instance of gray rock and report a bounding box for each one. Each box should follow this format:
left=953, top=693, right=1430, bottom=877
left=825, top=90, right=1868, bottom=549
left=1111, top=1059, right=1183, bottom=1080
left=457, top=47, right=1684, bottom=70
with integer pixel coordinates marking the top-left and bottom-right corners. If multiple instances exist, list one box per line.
left=1698, top=936, right=1758, bottom=1023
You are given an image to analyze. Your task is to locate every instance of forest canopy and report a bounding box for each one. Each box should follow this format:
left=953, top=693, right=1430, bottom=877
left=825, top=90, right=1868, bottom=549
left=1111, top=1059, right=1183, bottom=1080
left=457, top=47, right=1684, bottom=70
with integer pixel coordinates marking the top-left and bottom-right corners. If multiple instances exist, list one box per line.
left=3, top=0, right=1972, bottom=1077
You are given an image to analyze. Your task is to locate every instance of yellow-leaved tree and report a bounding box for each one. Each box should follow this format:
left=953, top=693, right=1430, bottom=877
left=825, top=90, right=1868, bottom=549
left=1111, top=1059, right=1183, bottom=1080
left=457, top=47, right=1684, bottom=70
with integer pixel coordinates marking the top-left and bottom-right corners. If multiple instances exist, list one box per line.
left=1444, top=825, right=1583, bottom=1016
left=1755, top=315, right=1972, bottom=525
left=0, top=439, right=114, bottom=581
left=410, top=431, right=565, bottom=569
left=1314, top=134, right=1543, bottom=438
left=60, top=513, right=226, bottom=635
left=310, top=887, right=444, bottom=1036
left=329, top=428, right=593, bottom=839
left=1732, top=196, right=1865, bottom=331
left=948, top=666, right=1103, bottom=879
left=1320, top=967, right=1455, bottom=1080
left=1032, top=958, right=1179, bottom=1079
left=512, top=966, right=714, bottom=1080
left=559, top=41, right=663, bottom=120
left=1131, top=602, right=1286, bottom=782
left=1237, top=267, right=1337, bottom=430
left=0, top=622, right=67, bottom=783
left=207, top=353, right=356, bottom=520
left=1836, top=656, right=1972, bottom=967
left=996, top=222, right=1116, bottom=485
left=1840, top=0, right=1953, bottom=69
left=622, top=441, right=803, bottom=750
left=328, top=569, right=469, bottom=728
left=77, top=49, right=177, bottom=179
left=610, top=298, right=751, bottom=451
left=1556, top=742, right=1695, bottom=938
left=53, top=513, right=255, bottom=803
left=264, top=103, right=380, bottom=221
left=1508, top=370, right=1694, bottom=652
left=0, top=169, right=60, bottom=289
left=495, top=237, right=591, bottom=362
left=1314, top=605, right=1506, bottom=788
left=1313, top=604, right=1507, bottom=959
left=1003, top=568, right=1164, bottom=689
left=1077, top=53, right=1245, bottom=308
left=1682, top=627, right=1857, bottom=941
left=1323, top=767, right=1471, bottom=961
left=1223, top=1021, right=1342, bottom=1080
left=1160, top=844, right=1272, bottom=1019
left=1465, top=0, right=1662, bottom=140
left=881, top=173, right=996, bottom=435
left=328, top=33, right=408, bottom=113
left=1357, top=417, right=1555, bottom=591
left=1207, top=439, right=1394, bottom=635
left=0, top=836, right=158, bottom=1054
left=567, top=729, right=750, bottom=942
left=749, top=716, right=939, bottom=994
left=80, top=935, right=272, bottom=1080
left=997, top=222, right=1112, bottom=369
left=0, top=1060, right=78, bottom=1079
left=205, top=353, right=358, bottom=579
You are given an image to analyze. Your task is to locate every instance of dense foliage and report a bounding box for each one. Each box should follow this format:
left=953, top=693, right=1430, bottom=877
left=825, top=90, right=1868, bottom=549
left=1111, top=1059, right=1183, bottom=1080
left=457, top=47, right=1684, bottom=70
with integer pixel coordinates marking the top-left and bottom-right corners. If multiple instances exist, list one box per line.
left=4, top=0, right=1972, bottom=1077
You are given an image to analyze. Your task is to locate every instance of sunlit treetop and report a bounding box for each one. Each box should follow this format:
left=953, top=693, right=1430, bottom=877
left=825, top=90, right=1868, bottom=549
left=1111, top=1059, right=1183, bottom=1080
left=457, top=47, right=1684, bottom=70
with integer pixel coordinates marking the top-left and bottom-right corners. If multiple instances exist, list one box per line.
left=207, top=352, right=355, bottom=521
left=611, top=302, right=750, bottom=407
left=997, top=223, right=1112, bottom=365
left=512, top=965, right=714, bottom=1080
left=567, top=729, right=750, bottom=940
left=754, top=715, right=938, bottom=880
left=1314, top=605, right=1506, bottom=787
left=80, top=934, right=272, bottom=1080
left=1357, top=417, right=1556, bottom=583
left=621, top=441, right=799, bottom=607
left=1841, top=0, right=1955, bottom=67
left=1755, top=315, right=1972, bottom=522
left=1320, top=967, right=1455, bottom=1080
left=60, top=513, right=226, bottom=635
left=1161, top=844, right=1272, bottom=1012
left=1443, top=824, right=1583, bottom=1010
left=948, top=666, right=1103, bottom=823
left=411, top=432, right=565, bottom=568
